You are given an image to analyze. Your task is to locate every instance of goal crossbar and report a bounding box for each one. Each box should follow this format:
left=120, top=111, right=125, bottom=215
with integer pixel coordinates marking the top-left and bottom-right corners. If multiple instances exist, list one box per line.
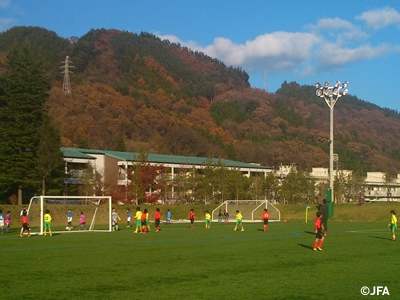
left=212, top=200, right=281, bottom=222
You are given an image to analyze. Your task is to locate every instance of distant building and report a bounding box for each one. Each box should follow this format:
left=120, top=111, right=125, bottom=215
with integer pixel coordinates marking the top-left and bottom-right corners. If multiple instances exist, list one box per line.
left=61, top=147, right=274, bottom=192
left=364, top=172, right=400, bottom=201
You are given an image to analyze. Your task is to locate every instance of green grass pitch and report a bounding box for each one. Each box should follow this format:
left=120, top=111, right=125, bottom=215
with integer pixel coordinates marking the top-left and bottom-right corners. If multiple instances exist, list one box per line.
left=1, top=221, right=398, bottom=299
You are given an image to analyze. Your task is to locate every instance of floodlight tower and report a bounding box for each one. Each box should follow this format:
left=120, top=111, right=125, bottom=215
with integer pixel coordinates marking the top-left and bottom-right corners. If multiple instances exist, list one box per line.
left=315, top=81, right=349, bottom=209
left=61, top=56, right=74, bottom=94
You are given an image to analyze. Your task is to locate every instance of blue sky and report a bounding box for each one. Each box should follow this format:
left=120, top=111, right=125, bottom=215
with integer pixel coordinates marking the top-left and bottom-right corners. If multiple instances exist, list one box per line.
left=1, top=0, right=400, bottom=111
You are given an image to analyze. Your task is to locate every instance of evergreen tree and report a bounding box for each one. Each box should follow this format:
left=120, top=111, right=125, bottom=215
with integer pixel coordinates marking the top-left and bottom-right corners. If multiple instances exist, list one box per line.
left=36, top=116, right=65, bottom=195
left=0, top=46, right=51, bottom=203
left=114, top=132, right=126, bottom=152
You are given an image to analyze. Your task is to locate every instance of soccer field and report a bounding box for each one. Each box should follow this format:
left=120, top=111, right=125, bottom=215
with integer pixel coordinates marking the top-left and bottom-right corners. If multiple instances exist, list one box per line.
left=2, top=221, right=398, bottom=299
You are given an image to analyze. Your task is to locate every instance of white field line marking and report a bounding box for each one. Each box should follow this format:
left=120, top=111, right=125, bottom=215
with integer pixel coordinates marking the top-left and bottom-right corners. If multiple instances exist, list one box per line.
left=347, top=228, right=388, bottom=233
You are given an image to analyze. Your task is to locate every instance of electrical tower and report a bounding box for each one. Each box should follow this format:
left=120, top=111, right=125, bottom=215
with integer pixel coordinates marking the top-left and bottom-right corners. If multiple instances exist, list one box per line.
left=263, top=70, right=268, bottom=92
left=61, top=56, right=74, bottom=94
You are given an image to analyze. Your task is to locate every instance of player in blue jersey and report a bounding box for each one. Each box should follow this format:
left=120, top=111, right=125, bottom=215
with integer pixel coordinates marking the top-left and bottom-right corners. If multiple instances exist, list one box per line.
left=0, top=210, right=4, bottom=234
left=126, top=209, right=131, bottom=227
left=166, top=209, right=172, bottom=224
left=67, top=209, right=73, bottom=230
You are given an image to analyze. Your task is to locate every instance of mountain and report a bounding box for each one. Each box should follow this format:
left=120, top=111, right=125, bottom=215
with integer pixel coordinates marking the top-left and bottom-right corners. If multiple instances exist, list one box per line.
left=1, top=26, right=400, bottom=174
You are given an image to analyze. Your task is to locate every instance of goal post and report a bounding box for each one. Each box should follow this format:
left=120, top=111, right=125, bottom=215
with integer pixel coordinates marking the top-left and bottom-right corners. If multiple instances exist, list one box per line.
left=26, top=196, right=112, bottom=235
left=212, top=200, right=281, bottom=222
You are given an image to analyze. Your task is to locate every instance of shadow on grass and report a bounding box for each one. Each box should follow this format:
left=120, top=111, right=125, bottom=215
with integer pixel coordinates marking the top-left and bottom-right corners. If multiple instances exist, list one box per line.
left=369, top=235, right=392, bottom=241
left=298, top=243, right=313, bottom=250
left=304, top=231, right=315, bottom=235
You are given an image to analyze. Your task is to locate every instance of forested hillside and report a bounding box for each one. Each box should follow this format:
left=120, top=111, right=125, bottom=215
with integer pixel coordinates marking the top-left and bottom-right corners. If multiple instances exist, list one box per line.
left=1, top=26, right=400, bottom=174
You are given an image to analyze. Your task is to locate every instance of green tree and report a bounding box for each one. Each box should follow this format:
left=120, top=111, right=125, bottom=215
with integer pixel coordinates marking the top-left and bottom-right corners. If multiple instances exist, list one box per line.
left=263, top=172, right=281, bottom=202
left=114, top=132, right=126, bottom=152
left=281, top=167, right=314, bottom=203
left=36, top=116, right=65, bottom=195
left=0, top=46, right=51, bottom=204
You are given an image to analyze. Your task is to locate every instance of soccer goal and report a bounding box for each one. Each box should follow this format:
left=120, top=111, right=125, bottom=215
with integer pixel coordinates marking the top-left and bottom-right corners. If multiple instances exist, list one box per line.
left=26, top=196, right=112, bottom=235
left=211, top=200, right=280, bottom=222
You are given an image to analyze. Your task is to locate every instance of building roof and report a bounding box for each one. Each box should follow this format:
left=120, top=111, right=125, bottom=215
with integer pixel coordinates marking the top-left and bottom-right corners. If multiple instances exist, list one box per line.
left=61, top=148, right=272, bottom=170
left=61, top=147, right=96, bottom=160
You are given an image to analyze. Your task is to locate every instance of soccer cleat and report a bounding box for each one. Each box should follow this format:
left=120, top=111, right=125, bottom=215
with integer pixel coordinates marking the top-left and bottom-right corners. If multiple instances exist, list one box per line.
left=241, top=229, right=244, bottom=231
left=20, top=234, right=23, bottom=237
left=233, top=229, right=236, bottom=231
left=317, top=247, right=323, bottom=251
left=313, top=248, right=317, bottom=251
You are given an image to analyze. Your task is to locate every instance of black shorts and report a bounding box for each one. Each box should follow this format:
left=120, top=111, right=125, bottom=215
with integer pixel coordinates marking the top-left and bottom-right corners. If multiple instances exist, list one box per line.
left=263, top=219, right=269, bottom=225
left=155, top=219, right=160, bottom=227
left=141, top=220, right=147, bottom=226
left=190, top=218, right=194, bottom=224
left=316, top=228, right=324, bottom=239
left=22, top=223, right=29, bottom=231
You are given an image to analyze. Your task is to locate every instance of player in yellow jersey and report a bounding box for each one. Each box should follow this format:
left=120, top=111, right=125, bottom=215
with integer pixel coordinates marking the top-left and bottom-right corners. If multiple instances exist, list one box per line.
left=134, top=207, right=142, bottom=234
left=205, top=211, right=211, bottom=229
left=146, top=210, right=151, bottom=231
left=388, top=210, right=397, bottom=241
left=233, top=210, right=244, bottom=231
left=43, top=209, right=52, bottom=236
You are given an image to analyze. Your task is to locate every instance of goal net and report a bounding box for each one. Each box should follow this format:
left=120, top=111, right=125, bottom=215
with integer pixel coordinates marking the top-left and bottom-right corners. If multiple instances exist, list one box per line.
left=26, top=196, right=112, bottom=235
left=211, top=200, right=280, bottom=222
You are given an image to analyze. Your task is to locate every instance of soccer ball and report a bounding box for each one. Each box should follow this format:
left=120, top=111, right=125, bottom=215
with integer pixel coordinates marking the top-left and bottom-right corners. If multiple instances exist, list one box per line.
left=66, top=227, right=70, bottom=230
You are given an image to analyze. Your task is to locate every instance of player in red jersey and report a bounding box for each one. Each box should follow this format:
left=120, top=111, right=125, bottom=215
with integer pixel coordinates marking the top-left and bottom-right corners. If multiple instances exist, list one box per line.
left=188, top=209, right=196, bottom=228
left=20, top=211, right=30, bottom=237
left=261, top=209, right=270, bottom=232
left=141, top=209, right=148, bottom=233
left=313, top=212, right=325, bottom=251
left=154, top=208, right=161, bottom=232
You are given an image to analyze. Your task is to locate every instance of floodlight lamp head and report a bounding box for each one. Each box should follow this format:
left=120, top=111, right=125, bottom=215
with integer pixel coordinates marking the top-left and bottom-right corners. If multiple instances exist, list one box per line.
left=324, top=87, right=333, bottom=96
left=324, top=81, right=330, bottom=87
left=342, top=81, right=349, bottom=88
left=332, top=88, right=339, bottom=96
left=316, top=89, right=323, bottom=97
left=334, top=81, right=340, bottom=88
left=315, top=82, right=321, bottom=89
left=342, top=89, right=348, bottom=96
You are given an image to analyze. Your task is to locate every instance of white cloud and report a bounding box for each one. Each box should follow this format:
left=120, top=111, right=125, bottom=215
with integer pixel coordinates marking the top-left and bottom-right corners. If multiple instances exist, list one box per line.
left=199, top=32, right=320, bottom=73
left=310, top=17, right=355, bottom=31
left=158, top=31, right=320, bottom=73
left=155, top=32, right=201, bottom=51
left=316, top=43, right=393, bottom=67
left=356, top=7, right=400, bottom=29
left=156, top=8, right=400, bottom=79
left=306, top=17, right=368, bottom=43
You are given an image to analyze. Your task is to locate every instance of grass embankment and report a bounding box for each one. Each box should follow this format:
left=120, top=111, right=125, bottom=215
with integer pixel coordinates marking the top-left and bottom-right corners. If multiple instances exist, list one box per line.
left=2, top=202, right=399, bottom=224
left=276, top=202, right=400, bottom=223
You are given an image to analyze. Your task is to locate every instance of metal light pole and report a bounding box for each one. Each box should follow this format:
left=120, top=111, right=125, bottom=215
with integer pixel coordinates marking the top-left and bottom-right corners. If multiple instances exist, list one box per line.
left=315, top=81, right=349, bottom=206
